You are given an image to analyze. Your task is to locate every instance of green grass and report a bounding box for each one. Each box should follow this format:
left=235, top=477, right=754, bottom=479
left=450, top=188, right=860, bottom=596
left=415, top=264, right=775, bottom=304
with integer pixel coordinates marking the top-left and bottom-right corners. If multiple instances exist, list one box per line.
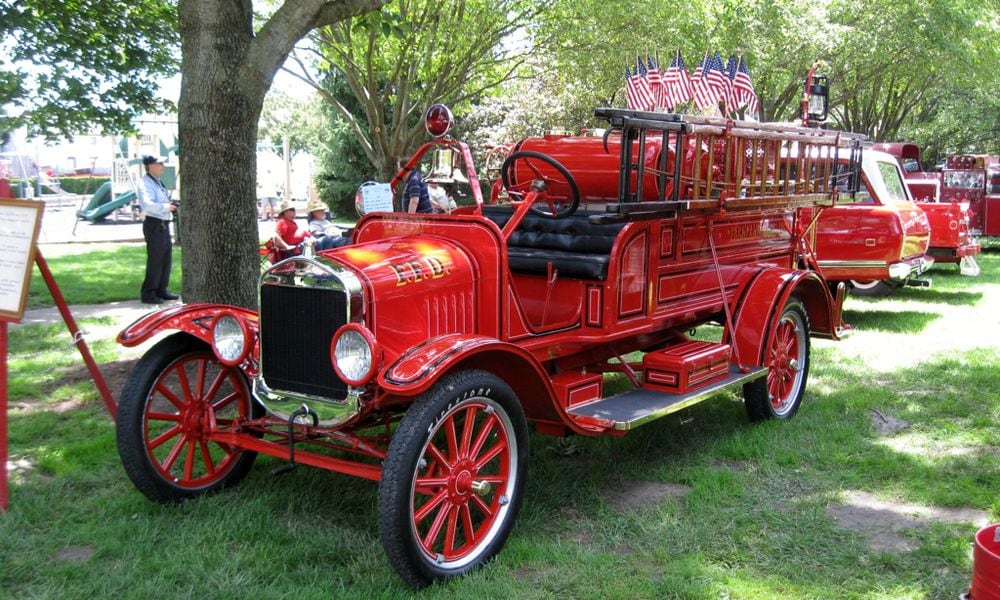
left=3, top=249, right=998, bottom=599
left=27, top=246, right=183, bottom=309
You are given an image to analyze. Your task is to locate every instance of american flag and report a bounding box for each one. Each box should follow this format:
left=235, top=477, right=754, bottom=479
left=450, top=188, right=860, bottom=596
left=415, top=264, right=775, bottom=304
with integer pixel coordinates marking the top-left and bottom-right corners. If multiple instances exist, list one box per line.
left=633, top=57, right=656, bottom=111
left=645, top=54, right=664, bottom=110
left=706, top=52, right=732, bottom=114
left=690, top=52, right=717, bottom=111
left=725, top=54, right=739, bottom=115
left=625, top=65, right=640, bottom=110
left=662, top=50, right=692, bottom=111
left=732, top=55, right=760, bottom=116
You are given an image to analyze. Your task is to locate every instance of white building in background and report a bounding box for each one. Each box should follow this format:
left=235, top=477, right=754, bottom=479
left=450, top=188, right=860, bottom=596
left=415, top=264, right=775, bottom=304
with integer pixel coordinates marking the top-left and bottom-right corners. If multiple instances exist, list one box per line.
left=2, top=116, right=315, bottom=202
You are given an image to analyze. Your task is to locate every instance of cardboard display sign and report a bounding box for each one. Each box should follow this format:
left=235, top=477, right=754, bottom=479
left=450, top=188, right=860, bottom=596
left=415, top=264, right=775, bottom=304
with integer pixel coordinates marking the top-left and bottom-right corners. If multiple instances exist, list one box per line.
left=360, top=183, right=394, bottom=214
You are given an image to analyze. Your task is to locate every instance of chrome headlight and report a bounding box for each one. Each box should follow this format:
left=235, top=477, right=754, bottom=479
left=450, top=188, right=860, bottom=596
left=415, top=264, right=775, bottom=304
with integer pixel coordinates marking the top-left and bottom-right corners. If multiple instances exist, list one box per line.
left=212, top=313, right=251, bottom=366
left=330, top=324, right=379, bottom=386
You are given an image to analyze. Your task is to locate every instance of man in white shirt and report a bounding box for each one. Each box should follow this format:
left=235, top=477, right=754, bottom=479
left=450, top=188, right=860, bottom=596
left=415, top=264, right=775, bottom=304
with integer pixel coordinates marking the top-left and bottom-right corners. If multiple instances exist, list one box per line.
left=137, top=155, right=178, bottom=304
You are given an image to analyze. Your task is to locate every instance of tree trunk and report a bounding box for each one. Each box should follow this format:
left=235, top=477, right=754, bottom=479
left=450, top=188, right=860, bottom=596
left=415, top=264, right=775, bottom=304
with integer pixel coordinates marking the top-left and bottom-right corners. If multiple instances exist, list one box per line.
left=179, top=0, right=265, bottom=309
left=177, top=0, right=388, bottom=309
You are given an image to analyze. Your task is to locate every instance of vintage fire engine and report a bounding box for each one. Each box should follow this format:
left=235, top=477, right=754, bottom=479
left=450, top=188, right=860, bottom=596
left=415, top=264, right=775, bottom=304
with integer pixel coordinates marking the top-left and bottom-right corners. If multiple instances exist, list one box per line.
left=116, top=104, right=860, bottom=587
left=941, top=153, right=1000, bottom=239
left=873, top=142, right=981, bottom=277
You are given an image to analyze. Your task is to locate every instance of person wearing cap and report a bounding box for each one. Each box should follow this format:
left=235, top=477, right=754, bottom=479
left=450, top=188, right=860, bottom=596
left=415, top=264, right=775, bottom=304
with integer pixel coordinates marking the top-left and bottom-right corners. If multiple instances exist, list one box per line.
left=138, top=155, right=178, bottom=304
left=306, top=198, right=348, bottom=250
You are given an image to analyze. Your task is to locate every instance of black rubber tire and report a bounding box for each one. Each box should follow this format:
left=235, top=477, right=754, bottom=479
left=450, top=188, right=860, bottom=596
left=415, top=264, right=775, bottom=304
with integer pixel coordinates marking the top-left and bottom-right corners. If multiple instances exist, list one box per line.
left=500, top=150, right=580, bottom=218
left=378, top=369, right=529, bottom=588
left=744, top=298, right=810, bottom=421
left=848, top=279, right=898, bottom=297
left=117, top=333, right=258, bottom=503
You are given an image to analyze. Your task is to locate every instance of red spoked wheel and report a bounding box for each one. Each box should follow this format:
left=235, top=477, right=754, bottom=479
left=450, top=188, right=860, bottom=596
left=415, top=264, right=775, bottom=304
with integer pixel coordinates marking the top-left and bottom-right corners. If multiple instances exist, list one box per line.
left=500, top=150, right=579, bottom=218
left=744, top=298, right=810, bottom=421
left=117, top=333, right=259, bottom=502
left=378, top=369, right=528, bottom=588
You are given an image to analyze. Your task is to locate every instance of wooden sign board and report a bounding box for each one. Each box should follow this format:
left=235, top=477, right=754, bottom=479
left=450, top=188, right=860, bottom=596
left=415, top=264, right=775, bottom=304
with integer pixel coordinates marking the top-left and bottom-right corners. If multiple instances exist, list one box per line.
left=0, top=199, right=44, bottom=321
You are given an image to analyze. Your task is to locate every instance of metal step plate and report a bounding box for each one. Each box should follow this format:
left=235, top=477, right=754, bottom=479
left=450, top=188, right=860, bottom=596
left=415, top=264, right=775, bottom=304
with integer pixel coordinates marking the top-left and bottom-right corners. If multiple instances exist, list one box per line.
left=567, top=366, right=767, bottom=431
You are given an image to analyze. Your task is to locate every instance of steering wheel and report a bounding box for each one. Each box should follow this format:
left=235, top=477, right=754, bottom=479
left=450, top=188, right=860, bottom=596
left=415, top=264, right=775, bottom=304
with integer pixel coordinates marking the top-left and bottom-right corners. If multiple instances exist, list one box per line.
left=500, top=151, right=580, bottom=218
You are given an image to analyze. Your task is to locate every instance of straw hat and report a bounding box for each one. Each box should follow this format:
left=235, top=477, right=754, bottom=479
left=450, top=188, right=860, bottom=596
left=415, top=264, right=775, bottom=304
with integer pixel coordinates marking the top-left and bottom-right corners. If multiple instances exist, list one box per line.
left=306, top=198, right=327, bottom=213
left=276, top=199, right=295, bottom=214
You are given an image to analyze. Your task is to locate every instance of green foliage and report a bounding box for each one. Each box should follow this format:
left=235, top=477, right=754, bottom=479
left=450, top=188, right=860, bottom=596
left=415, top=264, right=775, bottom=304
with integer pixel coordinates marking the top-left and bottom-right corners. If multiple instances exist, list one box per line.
left=0, top=0, right=179, bottom=139
left=514, top=0, right=998, bottom=151
left=824, top=0, right=1000, bottom=141
left=258, top=91, right=326, bottom=158
left=310, top=0, right=543, bottom=179
left=314, top=75, right=383, bottom=217
left=6, top=176, right=111, bottom=197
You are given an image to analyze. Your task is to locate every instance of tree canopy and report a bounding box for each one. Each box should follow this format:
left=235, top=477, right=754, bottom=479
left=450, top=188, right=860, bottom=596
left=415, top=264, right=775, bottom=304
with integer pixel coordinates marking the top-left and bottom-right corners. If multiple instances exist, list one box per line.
left=0, top=0, right=178, bottom=138
left=291, top=0, right=544, bottom=180
left=521, top=0, right=998, bottom=147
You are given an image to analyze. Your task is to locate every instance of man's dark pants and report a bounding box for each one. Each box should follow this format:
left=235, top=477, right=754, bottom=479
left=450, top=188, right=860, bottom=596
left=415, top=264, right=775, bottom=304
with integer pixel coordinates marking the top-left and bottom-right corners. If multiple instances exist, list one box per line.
left=141, top=217, right=173, bottom=302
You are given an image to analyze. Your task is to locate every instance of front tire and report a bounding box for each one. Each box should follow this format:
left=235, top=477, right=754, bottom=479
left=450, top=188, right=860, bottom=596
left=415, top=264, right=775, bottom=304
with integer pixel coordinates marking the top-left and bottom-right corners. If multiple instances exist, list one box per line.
left=117, top=333, right=258, bottom=503
left=378, top=370, right=529, bottom=587
left=744, top=299, right=810, bottom=421
left=849, top=279, right=898, bottom=297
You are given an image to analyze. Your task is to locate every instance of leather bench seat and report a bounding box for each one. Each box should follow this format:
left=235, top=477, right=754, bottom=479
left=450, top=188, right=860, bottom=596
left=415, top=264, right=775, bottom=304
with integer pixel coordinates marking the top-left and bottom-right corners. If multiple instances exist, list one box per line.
left=482, top=206, right=624, bottom=280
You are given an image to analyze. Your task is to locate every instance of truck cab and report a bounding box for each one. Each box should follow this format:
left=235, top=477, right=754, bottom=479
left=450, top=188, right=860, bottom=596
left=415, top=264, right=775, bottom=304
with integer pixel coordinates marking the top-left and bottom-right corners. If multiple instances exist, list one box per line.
left=116, top=106, right=858, bottom=588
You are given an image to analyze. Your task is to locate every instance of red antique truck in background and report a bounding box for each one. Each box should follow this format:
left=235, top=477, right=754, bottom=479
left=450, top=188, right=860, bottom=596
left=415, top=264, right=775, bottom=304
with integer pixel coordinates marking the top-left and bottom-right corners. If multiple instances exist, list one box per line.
left=874, top=142, right=981, bottom=276
left=115, top=106, right=859, bottom=587
left=941, top=153, right=1000, bottom=239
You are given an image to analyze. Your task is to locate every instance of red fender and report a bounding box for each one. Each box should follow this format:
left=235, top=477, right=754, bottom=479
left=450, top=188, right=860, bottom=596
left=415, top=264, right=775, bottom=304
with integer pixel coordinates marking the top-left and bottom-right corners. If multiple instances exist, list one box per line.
left=378, top=333, right=602, bottom=435
left=728, top=269, right=836, bottom=367
left=117, top=302, right=259, bottom=347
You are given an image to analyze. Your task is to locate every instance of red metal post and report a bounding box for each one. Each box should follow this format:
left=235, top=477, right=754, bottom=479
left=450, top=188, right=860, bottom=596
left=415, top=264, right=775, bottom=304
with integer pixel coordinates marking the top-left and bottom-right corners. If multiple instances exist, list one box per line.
left=34, top=251, right=117, bottom=418
left=1, top=320, right=9, bottom=511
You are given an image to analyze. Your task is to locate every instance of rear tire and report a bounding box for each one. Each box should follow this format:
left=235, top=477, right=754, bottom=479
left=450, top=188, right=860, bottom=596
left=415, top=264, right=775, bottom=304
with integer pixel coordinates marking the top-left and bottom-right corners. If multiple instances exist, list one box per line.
left=744, top=299, right=810, bottom=421
left=378, top=369, right=529, bottom=587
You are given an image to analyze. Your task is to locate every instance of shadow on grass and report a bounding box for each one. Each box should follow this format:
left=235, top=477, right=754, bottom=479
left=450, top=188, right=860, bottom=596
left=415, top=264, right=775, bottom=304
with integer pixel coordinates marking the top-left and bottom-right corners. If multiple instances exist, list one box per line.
left=889, top=287, right=984, bottom=305
left=4, top=347, right=997, bottom=599
left=843, top=309, right=939, bottom=333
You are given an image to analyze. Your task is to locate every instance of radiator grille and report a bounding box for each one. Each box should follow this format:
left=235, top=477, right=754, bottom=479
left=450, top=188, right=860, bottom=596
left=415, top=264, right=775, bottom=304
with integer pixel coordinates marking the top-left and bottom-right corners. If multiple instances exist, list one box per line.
left=260, top=284, right=347, bottom=399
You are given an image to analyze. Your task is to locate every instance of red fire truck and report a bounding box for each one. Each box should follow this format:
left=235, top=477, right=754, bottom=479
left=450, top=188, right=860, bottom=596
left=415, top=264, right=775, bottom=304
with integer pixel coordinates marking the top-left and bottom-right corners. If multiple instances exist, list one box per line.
left=941, top=153, right=1000, bottom=239
left=116, top=105, right=859, bottom=587
left=873, top=143, right=982, bottom=276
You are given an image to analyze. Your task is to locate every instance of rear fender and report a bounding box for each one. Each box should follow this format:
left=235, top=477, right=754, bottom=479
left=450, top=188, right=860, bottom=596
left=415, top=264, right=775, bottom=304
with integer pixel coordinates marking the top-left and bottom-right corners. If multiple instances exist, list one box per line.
left=117, top=302, right=259, bottom=347
left=729, top=270, right=840, bottom=367
left=378, top=334, right=597, bottom=435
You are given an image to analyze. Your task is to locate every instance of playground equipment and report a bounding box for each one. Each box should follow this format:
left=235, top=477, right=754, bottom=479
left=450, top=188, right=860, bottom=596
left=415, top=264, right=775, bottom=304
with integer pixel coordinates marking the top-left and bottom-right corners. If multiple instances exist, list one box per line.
left=75, top=182, right=138, bottom=222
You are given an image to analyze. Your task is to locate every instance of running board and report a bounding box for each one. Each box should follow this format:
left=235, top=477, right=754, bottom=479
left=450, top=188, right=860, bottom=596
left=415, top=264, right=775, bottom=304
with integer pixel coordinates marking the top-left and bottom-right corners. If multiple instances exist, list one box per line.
left=567, top=366, right=767, bottom=431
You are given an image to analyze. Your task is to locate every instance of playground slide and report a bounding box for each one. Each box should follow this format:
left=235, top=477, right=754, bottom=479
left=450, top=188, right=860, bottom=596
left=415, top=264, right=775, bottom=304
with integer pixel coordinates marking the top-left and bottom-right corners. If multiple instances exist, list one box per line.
left=76, top=184, right=137, bottom=222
